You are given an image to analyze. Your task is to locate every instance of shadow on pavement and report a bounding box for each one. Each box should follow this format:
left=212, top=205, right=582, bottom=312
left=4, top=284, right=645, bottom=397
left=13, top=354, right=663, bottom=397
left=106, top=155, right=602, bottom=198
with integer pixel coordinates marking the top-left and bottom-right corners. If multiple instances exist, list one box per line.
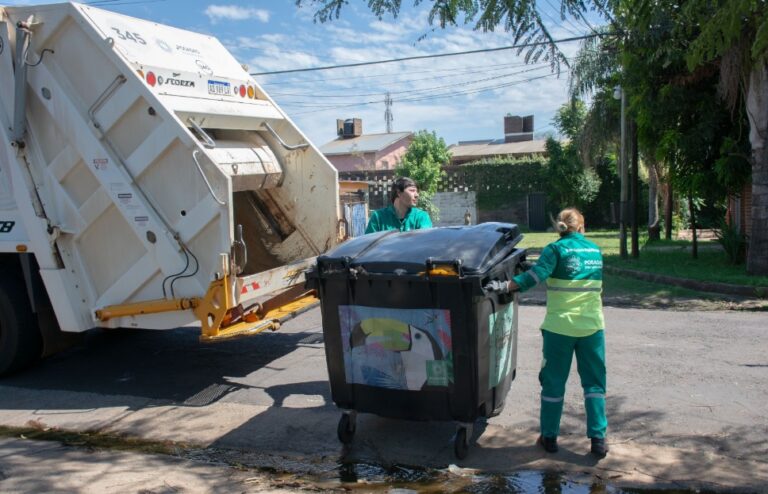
left=0, top=327, right=317, bottom=409
left=209, top=390, right=767, bottom=490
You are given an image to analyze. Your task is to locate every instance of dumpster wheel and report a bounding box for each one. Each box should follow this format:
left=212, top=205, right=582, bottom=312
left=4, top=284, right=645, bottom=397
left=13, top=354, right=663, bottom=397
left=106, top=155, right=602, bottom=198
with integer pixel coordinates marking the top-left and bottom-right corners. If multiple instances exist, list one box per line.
left=454, top=426, right=469, bottom=460
left=337, top=412, right=356, bottom=444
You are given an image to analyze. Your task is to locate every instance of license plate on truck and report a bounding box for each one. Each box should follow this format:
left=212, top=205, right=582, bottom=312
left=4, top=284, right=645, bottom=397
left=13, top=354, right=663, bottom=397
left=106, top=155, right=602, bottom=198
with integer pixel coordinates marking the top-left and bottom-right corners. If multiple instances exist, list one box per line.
left=208, top=80, right=230, bottom=96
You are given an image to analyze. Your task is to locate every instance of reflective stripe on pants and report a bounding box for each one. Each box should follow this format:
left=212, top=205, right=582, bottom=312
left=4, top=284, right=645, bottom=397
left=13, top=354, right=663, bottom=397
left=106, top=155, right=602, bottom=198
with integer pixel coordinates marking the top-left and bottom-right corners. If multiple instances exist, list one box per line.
left=539, top=329, right=607, bottom=439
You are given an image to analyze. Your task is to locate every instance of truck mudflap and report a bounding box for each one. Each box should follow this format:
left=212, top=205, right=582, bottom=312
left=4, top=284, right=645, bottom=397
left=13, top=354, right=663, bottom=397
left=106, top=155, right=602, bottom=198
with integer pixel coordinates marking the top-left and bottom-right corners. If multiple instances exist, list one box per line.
left=95, top=255, right=318, bottom=342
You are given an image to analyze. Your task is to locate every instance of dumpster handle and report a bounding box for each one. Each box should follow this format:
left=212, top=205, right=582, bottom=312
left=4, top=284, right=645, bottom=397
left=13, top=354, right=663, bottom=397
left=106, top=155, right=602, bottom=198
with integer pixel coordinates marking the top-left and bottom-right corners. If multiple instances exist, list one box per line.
left=425, top=258, right=462, bottom=278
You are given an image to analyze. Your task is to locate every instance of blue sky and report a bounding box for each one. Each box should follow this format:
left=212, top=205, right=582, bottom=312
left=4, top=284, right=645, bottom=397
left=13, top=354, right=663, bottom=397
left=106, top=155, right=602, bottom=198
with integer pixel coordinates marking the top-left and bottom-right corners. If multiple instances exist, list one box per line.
left=7, top=0, right=607, bottom=147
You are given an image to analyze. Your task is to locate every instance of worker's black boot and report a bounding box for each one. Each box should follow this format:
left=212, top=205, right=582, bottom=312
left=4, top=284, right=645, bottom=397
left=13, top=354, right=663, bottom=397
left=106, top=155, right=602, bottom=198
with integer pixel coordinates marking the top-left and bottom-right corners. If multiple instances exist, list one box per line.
left=590, top=437, right=608, bottom=458
left=537, top=435, right=558, bottom=453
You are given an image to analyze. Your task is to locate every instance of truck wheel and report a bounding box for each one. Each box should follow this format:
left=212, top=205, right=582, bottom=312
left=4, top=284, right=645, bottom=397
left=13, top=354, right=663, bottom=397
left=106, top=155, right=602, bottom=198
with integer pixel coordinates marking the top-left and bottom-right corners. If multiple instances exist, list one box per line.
left=0, top=276, right=43, bottom=376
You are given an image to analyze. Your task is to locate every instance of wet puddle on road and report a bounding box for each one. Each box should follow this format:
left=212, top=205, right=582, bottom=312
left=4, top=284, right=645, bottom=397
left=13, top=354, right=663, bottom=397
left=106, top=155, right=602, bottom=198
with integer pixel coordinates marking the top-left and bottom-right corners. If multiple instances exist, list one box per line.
left=267, top=461, right=729, bottom=493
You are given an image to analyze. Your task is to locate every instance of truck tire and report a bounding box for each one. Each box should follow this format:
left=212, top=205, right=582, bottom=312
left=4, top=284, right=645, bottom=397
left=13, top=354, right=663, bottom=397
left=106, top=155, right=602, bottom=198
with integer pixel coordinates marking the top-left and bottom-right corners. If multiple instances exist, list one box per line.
left=0, top=275, right=43, bottom=376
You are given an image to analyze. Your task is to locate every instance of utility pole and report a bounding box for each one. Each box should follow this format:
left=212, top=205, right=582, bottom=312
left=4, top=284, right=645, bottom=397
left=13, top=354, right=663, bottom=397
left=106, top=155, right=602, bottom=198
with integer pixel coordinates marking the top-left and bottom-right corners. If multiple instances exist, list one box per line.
left=384, top=92, right=393, bottom=133
left=630, top=120, right=639, bottom=258
left=615, top=86, right=628, bottom=259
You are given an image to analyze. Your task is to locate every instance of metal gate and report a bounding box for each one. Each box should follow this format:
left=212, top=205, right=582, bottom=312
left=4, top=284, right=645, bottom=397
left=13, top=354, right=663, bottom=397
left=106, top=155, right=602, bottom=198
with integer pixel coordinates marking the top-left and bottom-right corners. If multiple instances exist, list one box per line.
left=344, top=202, right=368, bottom=238
left=527, top=192, right=547, bottom=231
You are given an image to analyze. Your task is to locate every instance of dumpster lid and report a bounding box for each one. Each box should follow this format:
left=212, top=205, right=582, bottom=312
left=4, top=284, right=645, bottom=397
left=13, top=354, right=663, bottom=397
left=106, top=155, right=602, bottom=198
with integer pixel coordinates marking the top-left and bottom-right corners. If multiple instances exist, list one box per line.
left=318, top=222, right=522, bottom=275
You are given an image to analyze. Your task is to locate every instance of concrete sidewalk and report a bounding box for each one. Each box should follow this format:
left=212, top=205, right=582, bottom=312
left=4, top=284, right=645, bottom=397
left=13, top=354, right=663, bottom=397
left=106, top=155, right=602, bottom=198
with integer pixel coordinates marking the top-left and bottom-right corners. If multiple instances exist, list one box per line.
left=0, top=436, right=293, bottom=493
left=0, top=306, right=766, bottom=492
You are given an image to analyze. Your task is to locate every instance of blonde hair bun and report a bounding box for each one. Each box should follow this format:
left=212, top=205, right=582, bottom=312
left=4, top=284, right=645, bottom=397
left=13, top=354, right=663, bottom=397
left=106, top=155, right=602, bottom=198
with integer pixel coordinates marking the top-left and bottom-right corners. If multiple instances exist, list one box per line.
left=553, top=208, right=585, bottom=235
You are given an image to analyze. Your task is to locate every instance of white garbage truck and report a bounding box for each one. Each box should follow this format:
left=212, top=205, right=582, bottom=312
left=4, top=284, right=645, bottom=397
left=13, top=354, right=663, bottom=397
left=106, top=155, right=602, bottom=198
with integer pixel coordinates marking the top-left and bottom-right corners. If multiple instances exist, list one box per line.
left=0, top=2, right=340, bottom=374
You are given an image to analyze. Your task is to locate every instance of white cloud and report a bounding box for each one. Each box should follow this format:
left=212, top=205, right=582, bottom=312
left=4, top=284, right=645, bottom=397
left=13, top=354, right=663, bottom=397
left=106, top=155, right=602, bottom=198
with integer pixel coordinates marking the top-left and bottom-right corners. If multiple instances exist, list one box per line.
left=224, top=3, right=580, bottom=146
left=248, top=46, right=322, bottom=73
left=204, top=5, right=270, bottom=23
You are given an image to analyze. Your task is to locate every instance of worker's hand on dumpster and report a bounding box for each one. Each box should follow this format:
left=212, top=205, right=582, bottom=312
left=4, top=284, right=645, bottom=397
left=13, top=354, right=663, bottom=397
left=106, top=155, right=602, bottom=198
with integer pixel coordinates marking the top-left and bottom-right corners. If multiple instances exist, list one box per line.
left=484, top=280, right=510, bottom=294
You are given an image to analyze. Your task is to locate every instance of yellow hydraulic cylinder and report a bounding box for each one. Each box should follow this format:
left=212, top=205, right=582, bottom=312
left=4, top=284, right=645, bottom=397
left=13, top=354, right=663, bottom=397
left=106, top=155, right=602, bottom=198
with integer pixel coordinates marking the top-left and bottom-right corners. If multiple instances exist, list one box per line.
left=95, top=298, right=199, bottom=322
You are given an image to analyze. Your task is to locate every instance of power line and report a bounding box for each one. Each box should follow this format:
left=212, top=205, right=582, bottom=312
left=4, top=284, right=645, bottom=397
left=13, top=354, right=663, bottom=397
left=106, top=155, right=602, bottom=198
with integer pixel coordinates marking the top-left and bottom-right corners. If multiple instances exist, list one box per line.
left=261, top=59, right=542, bottom=86
left=288, top=72, right=558, bottom=115
left=277, top=66, right=550, bottom=107
left=261, top=50, right=595, bottom=92
left=540, top=0, right=584, bottom=37
left=250, top=32, right=605, bottom=76
left=269, top=65, right=550, bottom=99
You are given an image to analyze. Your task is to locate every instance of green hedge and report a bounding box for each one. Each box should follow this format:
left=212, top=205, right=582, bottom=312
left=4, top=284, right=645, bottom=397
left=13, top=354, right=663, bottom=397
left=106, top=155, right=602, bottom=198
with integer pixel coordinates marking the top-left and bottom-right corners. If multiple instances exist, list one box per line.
left=461, top=157, right=548, bottom=210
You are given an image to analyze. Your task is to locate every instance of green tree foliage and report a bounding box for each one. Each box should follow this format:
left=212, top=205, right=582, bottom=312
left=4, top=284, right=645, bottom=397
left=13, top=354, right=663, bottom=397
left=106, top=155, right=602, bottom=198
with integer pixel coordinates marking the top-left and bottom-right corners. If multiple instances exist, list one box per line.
left=620, top=0, right=750, bottom=210
left=679, top=0, right=768, bottom=274
left=395, top=130, right=449, bottom=218
left=683, top=0, right=768, bottom=91
left=543, top=101, right=602, bottom=212
left=545, top=138, right=601, bottom=211
left=620, top=0, right=766, bottom=272
left=567, top=31, right=623, bottom=166
left=296, top=0, right=614, bottom=70
left=553, top=99, right=587, bottom=140
left=581, top=154, right=621, bottom=227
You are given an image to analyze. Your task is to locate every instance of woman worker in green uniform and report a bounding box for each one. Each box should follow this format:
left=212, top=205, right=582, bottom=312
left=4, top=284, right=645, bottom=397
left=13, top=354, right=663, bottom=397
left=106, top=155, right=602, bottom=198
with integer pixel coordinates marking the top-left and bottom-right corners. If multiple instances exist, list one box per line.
left=365, top=177, right=432, bottom=234
left=486, top=208, right=608, bottom=458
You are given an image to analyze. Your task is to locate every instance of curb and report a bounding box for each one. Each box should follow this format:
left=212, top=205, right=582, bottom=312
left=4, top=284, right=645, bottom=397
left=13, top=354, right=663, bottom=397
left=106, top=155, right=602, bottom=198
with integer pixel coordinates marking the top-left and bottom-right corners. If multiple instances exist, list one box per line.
left=604, top=266, right=768, bottom=299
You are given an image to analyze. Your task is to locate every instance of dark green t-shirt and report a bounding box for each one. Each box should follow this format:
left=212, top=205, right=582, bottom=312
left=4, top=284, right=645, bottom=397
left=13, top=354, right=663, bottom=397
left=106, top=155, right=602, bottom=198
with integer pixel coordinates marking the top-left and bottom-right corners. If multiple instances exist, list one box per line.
left=364, top=205, right=432, bottom=234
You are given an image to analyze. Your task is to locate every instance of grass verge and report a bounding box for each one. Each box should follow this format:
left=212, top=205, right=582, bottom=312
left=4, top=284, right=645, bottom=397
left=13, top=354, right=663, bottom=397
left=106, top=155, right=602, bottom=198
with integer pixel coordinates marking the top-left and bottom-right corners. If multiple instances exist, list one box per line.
left=518, top=230, right=768, bottom=289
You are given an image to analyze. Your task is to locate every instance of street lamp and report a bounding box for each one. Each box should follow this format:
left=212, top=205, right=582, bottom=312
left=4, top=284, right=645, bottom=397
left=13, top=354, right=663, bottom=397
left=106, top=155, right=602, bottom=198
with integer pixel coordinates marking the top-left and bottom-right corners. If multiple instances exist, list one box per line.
left=613, top=85, right=628, bottom=259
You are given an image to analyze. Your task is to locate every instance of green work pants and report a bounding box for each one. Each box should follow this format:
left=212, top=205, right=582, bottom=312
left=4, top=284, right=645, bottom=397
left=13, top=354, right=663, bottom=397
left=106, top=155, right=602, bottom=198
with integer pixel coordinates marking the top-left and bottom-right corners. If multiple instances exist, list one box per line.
left=539, top=329, right=607, bottom=439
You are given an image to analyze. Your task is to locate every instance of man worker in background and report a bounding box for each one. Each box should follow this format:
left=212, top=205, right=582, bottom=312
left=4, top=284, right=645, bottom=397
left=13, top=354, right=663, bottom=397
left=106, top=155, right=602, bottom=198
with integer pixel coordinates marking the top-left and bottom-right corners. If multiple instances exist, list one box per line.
left=365, top=177, right=432, bottom=233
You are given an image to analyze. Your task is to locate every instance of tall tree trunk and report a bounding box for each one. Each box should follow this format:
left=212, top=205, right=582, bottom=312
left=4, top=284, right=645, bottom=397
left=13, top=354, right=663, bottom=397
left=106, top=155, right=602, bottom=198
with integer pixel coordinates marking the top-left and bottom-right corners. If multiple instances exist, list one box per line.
left=664, top=181, right=673, bottom=240
left=689, top=193, right=698, bottom=259
left=745, top=60, right=768, bottom=275
left=648, top=160, right=660, bottom=240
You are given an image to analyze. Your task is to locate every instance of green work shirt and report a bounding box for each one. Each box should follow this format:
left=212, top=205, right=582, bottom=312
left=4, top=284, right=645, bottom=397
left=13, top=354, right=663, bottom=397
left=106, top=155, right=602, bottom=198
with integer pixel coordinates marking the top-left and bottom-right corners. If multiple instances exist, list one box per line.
left=512, top=232, right=605, bottom=337
left=364, top=205, right=432, bottom=234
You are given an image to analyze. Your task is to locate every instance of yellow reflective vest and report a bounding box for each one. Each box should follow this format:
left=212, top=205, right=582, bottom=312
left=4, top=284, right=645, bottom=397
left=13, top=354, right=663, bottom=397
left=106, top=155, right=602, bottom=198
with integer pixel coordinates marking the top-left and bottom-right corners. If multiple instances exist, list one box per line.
left=513, top=232, right=604, bottom=337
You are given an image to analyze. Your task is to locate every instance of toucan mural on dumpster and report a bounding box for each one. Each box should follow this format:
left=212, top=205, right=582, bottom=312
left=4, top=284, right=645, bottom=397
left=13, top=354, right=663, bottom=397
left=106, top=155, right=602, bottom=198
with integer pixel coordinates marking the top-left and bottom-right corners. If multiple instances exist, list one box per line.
left=339, top=306, right=453, bottom=391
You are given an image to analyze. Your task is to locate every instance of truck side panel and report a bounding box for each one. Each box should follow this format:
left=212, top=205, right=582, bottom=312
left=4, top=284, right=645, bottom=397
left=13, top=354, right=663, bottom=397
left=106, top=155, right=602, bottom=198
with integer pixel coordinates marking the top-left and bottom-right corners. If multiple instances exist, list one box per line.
left=2, top=3, right=339, bottom=334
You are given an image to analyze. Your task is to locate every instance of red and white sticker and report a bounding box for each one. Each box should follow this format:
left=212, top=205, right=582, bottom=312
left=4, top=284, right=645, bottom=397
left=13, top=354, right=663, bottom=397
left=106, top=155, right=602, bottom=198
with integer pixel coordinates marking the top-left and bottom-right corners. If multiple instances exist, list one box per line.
left=241, top=281, right=261, bottom=295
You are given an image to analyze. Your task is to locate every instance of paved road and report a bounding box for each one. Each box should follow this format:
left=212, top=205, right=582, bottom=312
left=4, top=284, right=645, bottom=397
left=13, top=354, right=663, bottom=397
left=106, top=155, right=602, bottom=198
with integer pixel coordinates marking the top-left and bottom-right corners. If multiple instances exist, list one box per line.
left=0, top=304, right=766, bottom=491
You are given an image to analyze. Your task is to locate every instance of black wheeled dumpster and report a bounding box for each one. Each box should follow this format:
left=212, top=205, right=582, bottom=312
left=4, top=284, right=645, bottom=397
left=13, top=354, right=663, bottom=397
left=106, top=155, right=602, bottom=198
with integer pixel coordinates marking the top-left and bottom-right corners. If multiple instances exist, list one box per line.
left=305, top=223, right=525, bottom=459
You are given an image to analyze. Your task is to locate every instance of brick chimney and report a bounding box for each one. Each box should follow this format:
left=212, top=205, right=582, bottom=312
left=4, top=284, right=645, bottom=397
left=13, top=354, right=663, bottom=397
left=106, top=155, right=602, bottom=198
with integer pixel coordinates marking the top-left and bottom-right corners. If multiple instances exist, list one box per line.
left=504, top=114, right=534, bottom=142
left=337, top=118, right=363, bottom=139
